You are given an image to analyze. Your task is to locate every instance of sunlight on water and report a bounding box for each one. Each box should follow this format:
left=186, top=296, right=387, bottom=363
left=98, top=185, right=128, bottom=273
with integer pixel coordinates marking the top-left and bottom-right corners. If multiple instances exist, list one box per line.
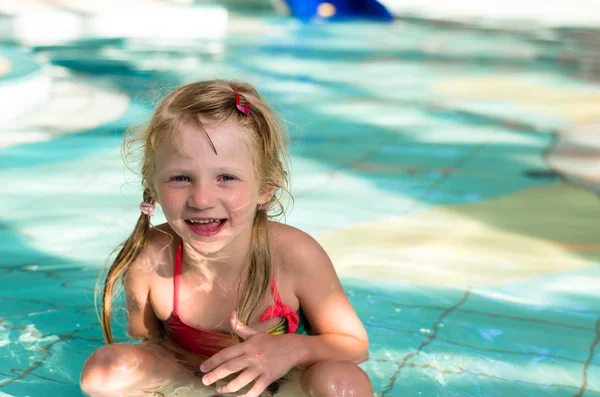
left=1, top=3, right=600, bottom=397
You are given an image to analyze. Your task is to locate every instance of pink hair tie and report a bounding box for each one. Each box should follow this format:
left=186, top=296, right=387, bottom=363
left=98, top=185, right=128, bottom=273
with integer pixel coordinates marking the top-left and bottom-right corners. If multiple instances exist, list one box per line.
left=139, top=202, right=155, bottom=217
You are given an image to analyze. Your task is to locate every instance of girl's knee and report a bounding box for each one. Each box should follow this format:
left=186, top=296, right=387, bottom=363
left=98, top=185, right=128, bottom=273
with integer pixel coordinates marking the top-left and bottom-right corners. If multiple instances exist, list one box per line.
left=80, top=344, right=151, bottom=396
left=301, top=360, right=373, bottom=397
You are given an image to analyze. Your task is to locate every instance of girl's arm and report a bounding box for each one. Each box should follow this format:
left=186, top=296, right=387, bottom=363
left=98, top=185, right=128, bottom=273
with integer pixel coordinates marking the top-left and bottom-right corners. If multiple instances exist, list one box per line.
left=123, top=249, right=164, bottom=340
left=198, top=226, right=368, bottom=394
left=287, top=227, right=369, bottom=366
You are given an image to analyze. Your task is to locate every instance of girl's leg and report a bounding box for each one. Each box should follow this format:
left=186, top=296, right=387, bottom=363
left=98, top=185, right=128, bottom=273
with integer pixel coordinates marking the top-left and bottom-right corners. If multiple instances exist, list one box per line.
left=80, top=339, right=213, bottom=397
left=298, top=360, right=373, bottom=397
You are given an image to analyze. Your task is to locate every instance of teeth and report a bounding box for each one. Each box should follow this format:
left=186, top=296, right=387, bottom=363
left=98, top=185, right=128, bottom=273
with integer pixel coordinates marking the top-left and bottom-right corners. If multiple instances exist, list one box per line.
left=189, top=219, right=220, bottom=224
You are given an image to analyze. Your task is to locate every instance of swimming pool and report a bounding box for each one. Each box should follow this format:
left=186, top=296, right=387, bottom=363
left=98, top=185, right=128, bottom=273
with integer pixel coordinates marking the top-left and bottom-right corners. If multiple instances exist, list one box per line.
left=1, top=6, right=600, bottom=397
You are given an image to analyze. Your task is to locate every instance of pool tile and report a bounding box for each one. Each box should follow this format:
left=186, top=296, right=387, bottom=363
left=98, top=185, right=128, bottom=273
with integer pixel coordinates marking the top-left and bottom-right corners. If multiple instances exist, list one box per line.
left=437, top=309, right=595, bottom=362
left=0, top=380, right=83, bottom=397
left=386, top=365, right=590, bottom=397
left=478, top=266, right=600, bottom=313
left=410, top=338, right=593, bottom=389
left=460, top=292, right=598, bottom=331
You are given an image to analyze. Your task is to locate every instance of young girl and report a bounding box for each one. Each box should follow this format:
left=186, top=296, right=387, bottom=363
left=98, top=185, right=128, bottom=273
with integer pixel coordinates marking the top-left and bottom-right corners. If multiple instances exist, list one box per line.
left=80, top=80, right=372, bottom=397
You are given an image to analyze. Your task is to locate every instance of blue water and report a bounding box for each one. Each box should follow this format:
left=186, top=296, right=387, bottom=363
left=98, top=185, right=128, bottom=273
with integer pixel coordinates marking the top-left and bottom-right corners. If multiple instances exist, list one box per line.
left=1, top=8, right=600, bottom=397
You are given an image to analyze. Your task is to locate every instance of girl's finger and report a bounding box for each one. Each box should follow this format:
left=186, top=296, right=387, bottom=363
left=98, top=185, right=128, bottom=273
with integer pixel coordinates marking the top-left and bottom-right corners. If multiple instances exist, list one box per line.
left=218, top=368, right=260, bottom=394
left=201, top=357, right=249, bottom=386
left=238, top=375, right=271, bottom=397
left=200, top=345, right=244, bottom=374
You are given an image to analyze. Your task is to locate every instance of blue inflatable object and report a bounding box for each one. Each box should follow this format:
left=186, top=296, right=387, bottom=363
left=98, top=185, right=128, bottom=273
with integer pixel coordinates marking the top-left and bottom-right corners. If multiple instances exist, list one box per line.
left=285, top=0, right=393, bottom=22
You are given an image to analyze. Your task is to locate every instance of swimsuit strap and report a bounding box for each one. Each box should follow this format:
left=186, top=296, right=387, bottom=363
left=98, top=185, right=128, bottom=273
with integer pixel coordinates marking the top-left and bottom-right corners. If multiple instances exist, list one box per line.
left=270, top=277, right=282, bottom=303
left=173, top=243, right=183, bottom=313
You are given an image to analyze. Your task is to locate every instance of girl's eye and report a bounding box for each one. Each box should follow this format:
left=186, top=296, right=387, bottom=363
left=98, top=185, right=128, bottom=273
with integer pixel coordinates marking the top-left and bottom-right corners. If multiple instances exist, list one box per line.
left=171, top=175, right=191, bottom=183
left=218, top=175, right=236, bottom=182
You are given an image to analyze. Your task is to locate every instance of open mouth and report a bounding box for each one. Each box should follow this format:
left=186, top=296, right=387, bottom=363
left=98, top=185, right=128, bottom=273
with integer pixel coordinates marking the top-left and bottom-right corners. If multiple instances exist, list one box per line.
left=185, top=219, right=227, bottom=236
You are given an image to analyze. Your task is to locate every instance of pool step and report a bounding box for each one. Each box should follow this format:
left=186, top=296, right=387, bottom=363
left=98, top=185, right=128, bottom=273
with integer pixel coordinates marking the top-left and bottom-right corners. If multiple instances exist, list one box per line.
left=0, top=46, right=51, bottom=131
left=0, top=45, right=132, bottom=150
left=379, top=0, right=600, bottom=28
left=0, top=1, right=229, bottom=47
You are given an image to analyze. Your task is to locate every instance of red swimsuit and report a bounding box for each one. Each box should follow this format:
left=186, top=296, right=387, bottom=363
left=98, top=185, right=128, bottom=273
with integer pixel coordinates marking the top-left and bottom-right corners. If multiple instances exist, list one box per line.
left=161, top=243, right=305, bottom=357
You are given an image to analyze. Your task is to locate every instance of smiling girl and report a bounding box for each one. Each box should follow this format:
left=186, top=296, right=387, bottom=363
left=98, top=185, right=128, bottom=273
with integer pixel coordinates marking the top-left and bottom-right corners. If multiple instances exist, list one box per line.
left=80, top=80, right=372, bottom=397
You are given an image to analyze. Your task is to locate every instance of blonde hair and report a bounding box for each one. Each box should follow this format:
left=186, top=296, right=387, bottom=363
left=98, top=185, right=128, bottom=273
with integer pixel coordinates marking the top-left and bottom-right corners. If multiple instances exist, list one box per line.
left=98, top=80, right=291, bottom=343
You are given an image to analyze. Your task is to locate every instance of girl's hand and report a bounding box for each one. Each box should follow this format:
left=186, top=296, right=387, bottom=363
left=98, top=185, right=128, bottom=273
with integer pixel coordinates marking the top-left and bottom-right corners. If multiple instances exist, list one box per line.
left=199, top=311, right=300, bottom=397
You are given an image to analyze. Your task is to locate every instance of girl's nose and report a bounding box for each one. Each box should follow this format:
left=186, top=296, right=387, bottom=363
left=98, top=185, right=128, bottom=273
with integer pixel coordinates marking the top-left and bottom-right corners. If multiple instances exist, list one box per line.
left=187, top=182, right=216, bottom=209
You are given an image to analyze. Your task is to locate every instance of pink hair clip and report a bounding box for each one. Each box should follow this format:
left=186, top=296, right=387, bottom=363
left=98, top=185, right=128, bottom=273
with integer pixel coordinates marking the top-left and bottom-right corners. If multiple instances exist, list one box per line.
left=234, top=91, right=250, bottom=115
left=139, top=202, right=155, bottom=217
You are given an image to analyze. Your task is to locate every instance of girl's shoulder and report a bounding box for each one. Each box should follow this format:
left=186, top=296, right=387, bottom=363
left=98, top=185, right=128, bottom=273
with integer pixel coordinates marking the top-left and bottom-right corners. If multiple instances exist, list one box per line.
left=127, top=223, right=179, bottom=279
left=268, top=221, right=312, bottom=243
left=267, top=221, right=329, bottom=273
left=267, top=222, right=345, bottom=319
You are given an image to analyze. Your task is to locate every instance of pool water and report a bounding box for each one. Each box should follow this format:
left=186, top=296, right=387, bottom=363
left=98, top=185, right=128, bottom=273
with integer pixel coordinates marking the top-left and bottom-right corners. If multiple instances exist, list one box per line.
left=1, top=7, right=600, bottom=397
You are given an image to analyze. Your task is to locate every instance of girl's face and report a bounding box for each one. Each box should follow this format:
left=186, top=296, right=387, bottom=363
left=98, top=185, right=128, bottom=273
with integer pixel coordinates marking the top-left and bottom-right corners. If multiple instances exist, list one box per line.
left=154, top=118, right=270, bottom=255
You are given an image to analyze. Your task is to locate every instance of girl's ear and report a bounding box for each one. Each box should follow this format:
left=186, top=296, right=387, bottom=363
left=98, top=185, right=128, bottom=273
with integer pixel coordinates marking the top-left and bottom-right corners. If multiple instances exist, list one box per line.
left=258, top=184, right=277, bottom=205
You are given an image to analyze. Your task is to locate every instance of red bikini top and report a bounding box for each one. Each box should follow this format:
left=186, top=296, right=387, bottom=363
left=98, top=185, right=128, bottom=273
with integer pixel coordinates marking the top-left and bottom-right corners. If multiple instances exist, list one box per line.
left=161, top=243, right=299, bottom=357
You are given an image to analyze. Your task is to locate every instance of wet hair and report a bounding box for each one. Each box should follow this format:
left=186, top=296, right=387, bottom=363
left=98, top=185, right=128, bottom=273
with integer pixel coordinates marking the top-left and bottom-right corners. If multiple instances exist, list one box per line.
left=97, top=80, right=291, bottom=343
